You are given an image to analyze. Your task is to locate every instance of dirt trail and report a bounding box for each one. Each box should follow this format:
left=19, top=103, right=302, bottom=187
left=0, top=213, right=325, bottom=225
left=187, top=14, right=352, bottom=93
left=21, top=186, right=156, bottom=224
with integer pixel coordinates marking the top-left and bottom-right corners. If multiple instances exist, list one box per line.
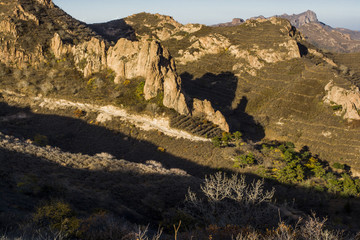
left=1, top=90, right=210, bottom=142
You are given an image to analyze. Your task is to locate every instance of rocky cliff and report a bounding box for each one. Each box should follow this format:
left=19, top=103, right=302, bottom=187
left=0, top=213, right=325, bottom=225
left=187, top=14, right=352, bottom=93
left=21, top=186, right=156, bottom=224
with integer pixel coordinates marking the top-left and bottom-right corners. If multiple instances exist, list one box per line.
left=0, top=0, right=193, bottom=120
left=106, top=38, right=189, bottom=115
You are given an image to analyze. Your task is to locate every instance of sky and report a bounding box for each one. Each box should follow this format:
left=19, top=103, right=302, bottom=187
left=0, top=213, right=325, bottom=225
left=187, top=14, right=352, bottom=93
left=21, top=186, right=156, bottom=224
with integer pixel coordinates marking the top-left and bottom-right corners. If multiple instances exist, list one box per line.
left=52, top=0, right=360, bottom=30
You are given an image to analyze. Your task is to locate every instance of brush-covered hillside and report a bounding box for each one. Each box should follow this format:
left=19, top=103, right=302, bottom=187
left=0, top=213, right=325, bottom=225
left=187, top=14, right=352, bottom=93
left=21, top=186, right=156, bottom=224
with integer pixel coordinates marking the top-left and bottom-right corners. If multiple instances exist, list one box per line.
left=1, top=2, right=360, bottom=239
left=94, top=12, right=360, bottom=174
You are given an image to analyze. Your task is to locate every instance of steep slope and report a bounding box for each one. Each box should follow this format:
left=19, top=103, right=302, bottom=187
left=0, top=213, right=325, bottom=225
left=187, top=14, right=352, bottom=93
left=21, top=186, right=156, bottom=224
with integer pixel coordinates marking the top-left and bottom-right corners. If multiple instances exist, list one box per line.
left=298, top=22, right=360, bottom=53
left=0, top=2, right=232, bottom=133
left=0, top=0, right=220, bottom=134
left=99, top=13, right=360, bottom=171
left=337, top=28, right=360, bottom=41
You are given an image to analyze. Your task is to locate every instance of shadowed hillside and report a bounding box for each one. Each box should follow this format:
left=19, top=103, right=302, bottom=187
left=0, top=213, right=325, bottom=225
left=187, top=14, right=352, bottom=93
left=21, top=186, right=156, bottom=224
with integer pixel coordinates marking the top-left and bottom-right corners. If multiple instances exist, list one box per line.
left=2, top=2, right=360, bottom=238
left=107, top=12, right=360, bottom=174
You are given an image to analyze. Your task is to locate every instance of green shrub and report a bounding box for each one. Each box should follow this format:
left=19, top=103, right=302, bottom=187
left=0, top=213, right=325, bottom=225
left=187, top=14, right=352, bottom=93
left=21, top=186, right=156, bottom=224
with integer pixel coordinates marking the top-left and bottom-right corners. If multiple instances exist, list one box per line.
left=221, top=132, right=231, bottom=146
left=211, top=137, right=222, bottom=148
left=282, top=149, right=296, bottom=162
left=305, top=157, right=326, bottom=178
left=275, top=159, right=300, bottom=183
left=232, top=131, right=242, bottom=147
left=331, top=105, right=342, bottom=111
left=312, top=163, right=326, bottom=179
left=33, top=200, right=80, bottom=237
left=234, top=152, right=256, bottom=168
left=135, top=81, right=145, bottom=99
left=341, top=173, right=359, bottom=197
left=332, top=162, right=345, bottom=170
left=295, top=165, right=305, bottom=181
left=325, top=172, right=342, bottom=194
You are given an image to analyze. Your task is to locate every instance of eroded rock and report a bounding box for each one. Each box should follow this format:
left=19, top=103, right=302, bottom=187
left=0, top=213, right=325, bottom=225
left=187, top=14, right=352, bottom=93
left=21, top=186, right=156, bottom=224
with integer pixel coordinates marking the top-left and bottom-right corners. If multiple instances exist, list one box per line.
left=107, top=38, right=189, bottom=115
left=177, top=34, right=231, bottom=64
left=323, top=80, right=360, bottom=120
left=192, top=99, right=229, bottom=132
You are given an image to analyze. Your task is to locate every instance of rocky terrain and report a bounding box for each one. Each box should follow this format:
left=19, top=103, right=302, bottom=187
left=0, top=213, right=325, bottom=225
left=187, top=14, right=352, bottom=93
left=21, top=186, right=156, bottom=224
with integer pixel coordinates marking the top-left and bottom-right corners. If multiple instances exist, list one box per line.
left=1, top=0, right=360, bottom=238
left=99, top=12, right=360, bottom=172
left=0, top=0, right=231, bottom=132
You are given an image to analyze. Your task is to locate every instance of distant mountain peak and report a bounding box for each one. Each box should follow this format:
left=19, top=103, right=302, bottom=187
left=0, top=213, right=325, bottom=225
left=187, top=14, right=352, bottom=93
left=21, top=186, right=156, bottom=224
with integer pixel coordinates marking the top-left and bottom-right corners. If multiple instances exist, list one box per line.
left=211, top=18, right=244, bottom=27
left=278, top=10, right=318, bottom=28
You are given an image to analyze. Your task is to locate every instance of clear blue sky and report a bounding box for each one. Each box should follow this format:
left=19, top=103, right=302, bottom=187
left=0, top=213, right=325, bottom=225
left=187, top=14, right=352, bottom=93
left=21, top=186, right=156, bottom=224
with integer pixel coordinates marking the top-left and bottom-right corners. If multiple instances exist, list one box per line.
left=53, top=0, right=360, bottom=30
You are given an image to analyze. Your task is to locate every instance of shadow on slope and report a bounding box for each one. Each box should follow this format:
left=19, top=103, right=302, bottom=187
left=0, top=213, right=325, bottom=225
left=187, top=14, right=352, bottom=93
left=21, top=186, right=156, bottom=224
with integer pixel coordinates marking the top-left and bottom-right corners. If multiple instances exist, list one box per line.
left=1, top=143, right=360, bottom=234
left=0, top=102, right=216, bottom=177
left=181, top=71, right=237, bottom=109
left=89, top=19, right=137, bottom=43
left=181, top=72, right=265, bottom=141
left=0, top=147, right=198, bottom=228
left=1, top=102, right=360, bottom=231
left=228, top=96, right=265, bottom=142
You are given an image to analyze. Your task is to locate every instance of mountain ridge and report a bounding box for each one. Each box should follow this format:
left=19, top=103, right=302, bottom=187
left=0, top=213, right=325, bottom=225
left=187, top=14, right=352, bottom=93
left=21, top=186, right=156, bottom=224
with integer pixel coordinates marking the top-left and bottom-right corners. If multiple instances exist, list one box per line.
left=212, top=10, right=360, bottom=53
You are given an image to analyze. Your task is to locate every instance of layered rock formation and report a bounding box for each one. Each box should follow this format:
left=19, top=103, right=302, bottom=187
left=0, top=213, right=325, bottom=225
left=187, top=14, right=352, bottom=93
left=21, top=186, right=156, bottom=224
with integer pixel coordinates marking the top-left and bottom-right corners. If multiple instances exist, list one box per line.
left=35, top=0, right=54, bottom=8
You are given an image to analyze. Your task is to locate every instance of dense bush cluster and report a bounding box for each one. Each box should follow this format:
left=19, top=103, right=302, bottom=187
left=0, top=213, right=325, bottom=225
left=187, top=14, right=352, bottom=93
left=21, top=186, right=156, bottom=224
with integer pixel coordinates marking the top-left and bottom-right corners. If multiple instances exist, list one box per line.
left=211, top=131, right=243, bottom=148
left=257, top=142, right=360, bottom=197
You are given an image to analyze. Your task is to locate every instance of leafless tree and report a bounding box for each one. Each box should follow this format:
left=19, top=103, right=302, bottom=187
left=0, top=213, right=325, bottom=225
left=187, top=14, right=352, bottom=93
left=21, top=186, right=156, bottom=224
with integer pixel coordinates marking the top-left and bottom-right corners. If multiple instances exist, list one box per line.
left=184, top=172, right=276, bottom=227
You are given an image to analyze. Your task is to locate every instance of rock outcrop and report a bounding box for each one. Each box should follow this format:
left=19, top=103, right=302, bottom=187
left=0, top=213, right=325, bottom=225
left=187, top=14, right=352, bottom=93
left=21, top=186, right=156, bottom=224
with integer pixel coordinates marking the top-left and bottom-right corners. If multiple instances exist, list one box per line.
left=177, top=34, right=232, bottom=64
left=50, top=33, right=107, bottom=77
left=323, top=81, right=360, bottom=120
left=124, top=13, right=203, bottom=42
left=176, top=17, right=301, bottom=77
left=107, top=38, right=189, bottom=115
left=192, top=99, right=229, bottom=132
left=50, top=33, right=190, bottom=115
